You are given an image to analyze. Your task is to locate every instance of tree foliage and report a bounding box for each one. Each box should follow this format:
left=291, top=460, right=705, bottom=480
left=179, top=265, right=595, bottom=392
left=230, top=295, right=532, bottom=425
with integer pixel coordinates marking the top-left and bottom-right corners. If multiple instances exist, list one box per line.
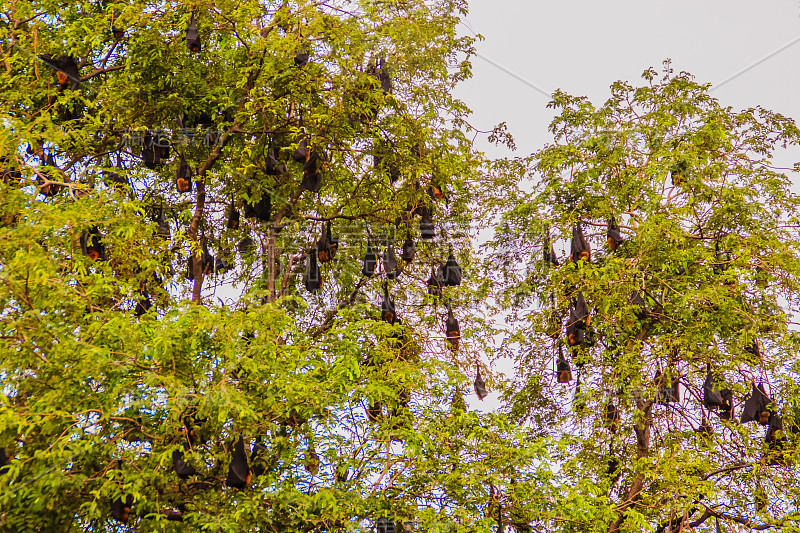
left=489, top=65, right=800, bottom=532
left=0, top=0, right=523, bottom=531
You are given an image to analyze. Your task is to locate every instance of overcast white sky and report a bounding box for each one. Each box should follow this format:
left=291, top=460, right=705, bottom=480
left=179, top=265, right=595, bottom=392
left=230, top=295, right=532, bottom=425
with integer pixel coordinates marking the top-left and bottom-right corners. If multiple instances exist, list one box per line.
left=456, top=0, right=800, bottom=163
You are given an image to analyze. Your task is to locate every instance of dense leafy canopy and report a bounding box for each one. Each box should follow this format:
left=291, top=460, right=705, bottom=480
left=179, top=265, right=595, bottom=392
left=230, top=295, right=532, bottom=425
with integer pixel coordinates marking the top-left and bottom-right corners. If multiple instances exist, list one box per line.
left=489, top=66, right=800, bottom=532
left=3, top=1, right=800, bottom=531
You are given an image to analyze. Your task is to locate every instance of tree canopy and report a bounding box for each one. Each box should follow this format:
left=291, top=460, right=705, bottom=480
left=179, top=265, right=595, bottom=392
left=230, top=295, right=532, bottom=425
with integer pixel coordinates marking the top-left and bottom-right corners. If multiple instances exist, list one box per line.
left=489, top=65, right=800, bottom=532
left=2, top=0, right=800, bottom=531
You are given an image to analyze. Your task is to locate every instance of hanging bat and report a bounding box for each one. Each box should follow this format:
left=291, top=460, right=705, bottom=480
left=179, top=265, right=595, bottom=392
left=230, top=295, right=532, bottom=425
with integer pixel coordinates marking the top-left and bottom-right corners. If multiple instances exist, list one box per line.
left=446, top=302, right=460, bottom=351
left=301, top=148, right=323, bottom=193
left=175, top=150, right=193, bottom=192
left=384, top=244, right=399, bottom=279
left=214, top=252, right=232, bottom=275
left=243, top=192, right=271, bottom=221
left=702, top=372, right=731, bottom=412
left=111, top=494, right=134, bottom=523
left=543, top=241, right=559, bottom=266
left=186, top=13, right=201, bottom=52
left=362, top=237, right=378, bottom=277
left=304, top=248, right=322, bottom=293
left=103, top=170, right=127, bottom=192
left=418, top=205, right=435, bottom=240
left=604, top=401, right=620, bottom=433
left=474, top=366, right=488, bottom=399
left=741, top=383, right=773, bottom=425
left=226, top=203, right=240, bottom=230
left=570, top=223, right=591, bottom=262
left=304, top=446, right=320, bottom=476
left=134, top=292, right=152, bottom=317
left=39, top=54, right=80, bottom=91
left=225, top=435, right=251, bottom=489
left=670, top=160, right=687, bottom=186
left=238, top=236, right=254, bottom=255
left=38, top=153, right=62, bottom=196
left=444, top=245, right=462, bottom=286
left=607, top=219, right=623, bottom=250
left=606, top=458, right=621, bottom=484
left=317, top=222, right=335, bottom=263
left=294, top=52, right=310, bottom=67
left=172, top=448, right=197, bottom=479
left=573, top=292, right=589, bottom=329
left=381, top=283, right=396, bottom=324
left=556, top=345, right=572, bottom=383
left=153, top=206, right=171, bottom=240
left=292, top=131, right=308, bottom=163
left=80, top=227, right=106, bottom=261
left=250, top=437, right=268, bottom=478
left=401, top=232, right=415, bottom=263
left=111, top=10, right=124, bottom=41
left=365, top=401, right=383, bottom=422
left=654, top=369, right=680, bottom=405
left=629, top=291, right=647, bottom=321
left=427, top=265, right=443, bottom=298
left=265, top=146, right=287, bottom=175
left=379, top=59, right=392, bottom=94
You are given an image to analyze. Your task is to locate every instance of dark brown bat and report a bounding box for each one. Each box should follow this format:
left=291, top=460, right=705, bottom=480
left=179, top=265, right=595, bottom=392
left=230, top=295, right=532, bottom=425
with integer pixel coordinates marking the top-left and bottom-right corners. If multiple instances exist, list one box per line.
left=384, top=244, right=399, bottom=279
left=474, top=366, right=488, bottom=399
left=381, top=283, right=396, bottom=324
left=427, top=265, right=443, bottom=298
left=186, top=13, right=201, bottom=52
left=243, top=192, right=271, bottom=222
left=110, top=494, right=134, bottom=523
left=39, top=54, right=80, bottom=91
left=175, top=151, right=193, bottom=191
left=304, top=248, right=322, bottom=293
left=741, top=383, right=772, bottom=425
left=362, top=237, right=378, bottom=277
left=80, top=227, right=106, bottom=261
left=445, top=302, right=460, bottom=351
left=317, top=222, right=334, bottom=263
left=225, top=435, right=251, bottom=489
left=570, top=223, right=591, bottom=263
left=226, top=203, right=240, bottom=230
left=444, top=246, right=462, bottom=286
left=607, top=218, right=623, bottom=250
left=401, top=232, right=415, bottom=263
left=556, top=345, right=572, bottom=383
left=172, top=448, right=197, bottom=479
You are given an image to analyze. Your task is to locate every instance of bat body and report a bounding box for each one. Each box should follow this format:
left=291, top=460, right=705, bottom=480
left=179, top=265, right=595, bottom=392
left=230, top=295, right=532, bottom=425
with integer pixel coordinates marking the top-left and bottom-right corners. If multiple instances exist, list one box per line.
left=741, top=383, right=772, bottom=425
left=226, top=204, right=240, bottom=230
left=607, top=219, right=623, bottom=250
left=445, top=303, right=460, bottom=351
left=401, top=232, right=415, bottom=263
left=304, top=248, right=322, bottom=293
left=556, top=346, right=572, bottom=383
left=444, top=246, right=462, bottom=286
left=418, top=205, right=435, bottom=240
left=381, top=284, right=396, bottom=324
left=225, top=435, right=251, bottom=489
left=80, top=227, right=106, bottom=261
left=243, top=193, right=271, bottom=222
left=362, top=238, right=378, bottom=277
left=570, top=224, right=591, bottom=263
left=172, top=449, right=196, bottom=479
left=427, top=266, right=443, bottom=298
left=474, top=366, right=488, bottom=399
left=186, top=14, right=201, bottom=52
left=384, top=245, right=399, bottom=279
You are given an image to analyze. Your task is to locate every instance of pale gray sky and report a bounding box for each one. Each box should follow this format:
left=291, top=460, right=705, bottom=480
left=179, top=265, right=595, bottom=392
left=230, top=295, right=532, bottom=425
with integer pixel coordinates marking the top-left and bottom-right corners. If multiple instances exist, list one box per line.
left=456, top=0, right=800, bottom=161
